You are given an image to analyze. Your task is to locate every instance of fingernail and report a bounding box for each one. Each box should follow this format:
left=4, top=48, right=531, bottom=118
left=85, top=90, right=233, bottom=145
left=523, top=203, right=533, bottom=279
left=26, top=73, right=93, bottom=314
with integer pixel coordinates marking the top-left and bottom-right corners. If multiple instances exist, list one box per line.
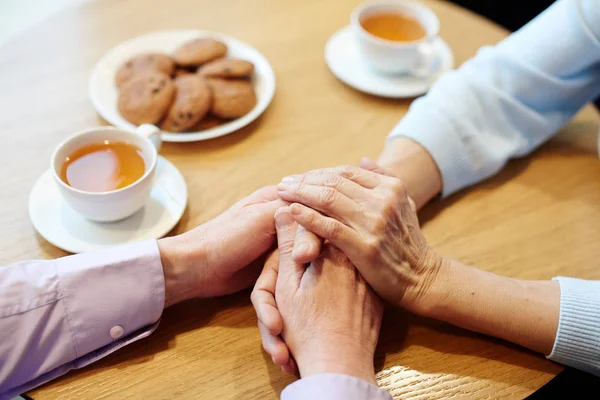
left=290, top=204, right=302, bottom=215
left=293, top=243, right=309, bottom=258
left=277, top=182, right=289, bottom=191
left=275, top=211, right=295, bottom=228
left=281, top=176, right=295, bottom=183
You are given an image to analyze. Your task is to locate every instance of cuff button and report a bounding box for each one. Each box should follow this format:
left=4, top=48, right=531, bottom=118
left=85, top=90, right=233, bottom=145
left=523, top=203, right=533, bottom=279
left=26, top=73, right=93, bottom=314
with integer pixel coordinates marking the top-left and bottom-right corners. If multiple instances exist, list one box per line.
left=110, top=325, right=124, bottom=339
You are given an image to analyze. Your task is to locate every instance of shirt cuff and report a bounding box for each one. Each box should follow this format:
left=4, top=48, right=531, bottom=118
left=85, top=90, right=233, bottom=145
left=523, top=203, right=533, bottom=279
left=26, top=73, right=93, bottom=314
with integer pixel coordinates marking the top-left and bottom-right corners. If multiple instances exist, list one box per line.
left=282, top=374, right=392, bottom=400
left=388, top=93, right=479, bottom=197
left=547, top=277, right=600, bottom=376
left=57, top=239, right=165, bottom=360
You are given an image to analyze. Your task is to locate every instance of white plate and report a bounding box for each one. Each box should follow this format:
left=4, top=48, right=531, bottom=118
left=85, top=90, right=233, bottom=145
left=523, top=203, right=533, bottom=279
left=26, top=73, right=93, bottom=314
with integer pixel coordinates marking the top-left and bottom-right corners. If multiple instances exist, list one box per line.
left=89, top=30, right=276, bottom=143
left=29, top=156, right=187, bottom=253
left=325, top=26, right=454, bottom=98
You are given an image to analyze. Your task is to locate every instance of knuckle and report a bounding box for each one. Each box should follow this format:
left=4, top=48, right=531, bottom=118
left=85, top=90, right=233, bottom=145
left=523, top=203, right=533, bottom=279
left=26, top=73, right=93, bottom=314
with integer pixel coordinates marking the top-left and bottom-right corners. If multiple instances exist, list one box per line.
left=390, top=179, right=407, bottom=197
left=294, top=182, right=306, bottom=196
left=250, top=289, right=266, bottom=307
left=324, top=175, right=343, bottom=188
left=339, top=165, right=357, bottom=179
left=278, top=239, right=295, bottom=255
left=324, top=219, right=340, bottom=239
left=319, top=187, right=338, bottom=206
left=295, top=174, right=305, bottom=183
left=305, top=208, right=318, bottom=226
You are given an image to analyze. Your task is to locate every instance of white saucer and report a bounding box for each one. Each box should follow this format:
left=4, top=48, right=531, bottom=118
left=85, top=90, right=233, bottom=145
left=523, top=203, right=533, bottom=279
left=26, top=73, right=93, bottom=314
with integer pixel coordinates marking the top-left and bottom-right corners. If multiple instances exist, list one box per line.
left=325, top=27, right=454, bottom=98
left=29, top=156, right=187, bottom=254
left=89, top=30, right=276, bottom=143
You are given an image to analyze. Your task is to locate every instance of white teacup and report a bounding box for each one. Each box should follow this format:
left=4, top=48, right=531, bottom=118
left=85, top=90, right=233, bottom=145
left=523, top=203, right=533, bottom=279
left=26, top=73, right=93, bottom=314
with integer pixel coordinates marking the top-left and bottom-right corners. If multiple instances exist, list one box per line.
left=51, top=124, right=162, bottom=222
left=352, top=0, right=440, bottom=76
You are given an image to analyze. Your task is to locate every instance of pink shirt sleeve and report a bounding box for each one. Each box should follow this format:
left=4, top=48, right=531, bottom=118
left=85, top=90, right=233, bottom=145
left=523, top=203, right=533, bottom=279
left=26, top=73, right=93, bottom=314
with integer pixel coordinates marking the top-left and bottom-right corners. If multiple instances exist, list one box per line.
left=282, top=374, right=392, bottom=400
left=0, top=240, right=165, bottom=399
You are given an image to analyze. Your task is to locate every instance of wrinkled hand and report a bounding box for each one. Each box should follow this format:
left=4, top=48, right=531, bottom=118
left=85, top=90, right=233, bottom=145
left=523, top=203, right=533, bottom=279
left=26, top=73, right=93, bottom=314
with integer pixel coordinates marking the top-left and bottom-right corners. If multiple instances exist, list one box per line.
left=251, top=160, right=390, bottom=370
left=275, top=163, right=443, bottom=313
left=158, top=186, right=286, bottom=306
left=267, top=207, right=383, bottom=382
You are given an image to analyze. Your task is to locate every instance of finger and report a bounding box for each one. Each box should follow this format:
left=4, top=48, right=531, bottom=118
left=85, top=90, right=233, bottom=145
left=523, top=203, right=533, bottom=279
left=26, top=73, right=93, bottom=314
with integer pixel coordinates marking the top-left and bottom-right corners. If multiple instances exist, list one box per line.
left=282, top=173, right=369, bottom=203
left=292, top=225, right=322, bottom=264
left=258, top=321, right=290, bottom=366
left=251, top=250, right=282, bottom=335
left=235, top=185, right=279, bottom=206
left=251, top=291, right=282, bottom=335
left=277, top=182, right=360, bottom=225
left=359, top=157, right=396, bottom=177
left=291, top=165, right=383, bottom=189
left=281, top=357, right=298, bottom=375
left=275, top=207, right=305, bottom=287
left=289, top=203, right=362, bottom=261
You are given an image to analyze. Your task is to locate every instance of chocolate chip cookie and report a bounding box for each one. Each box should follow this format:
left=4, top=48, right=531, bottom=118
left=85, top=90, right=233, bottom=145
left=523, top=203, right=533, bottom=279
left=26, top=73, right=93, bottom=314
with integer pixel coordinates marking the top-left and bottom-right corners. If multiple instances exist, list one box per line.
left=160, top=75, right=212, bottom=132
left=118, top=72, right=175, bottom=125
left=198, top=58, right=254, bottom=79
left=115, top=53, right=175, bottom=88
left=172, top=38, right=228, bottom=67
left=208, top=78, right=257, bottom=119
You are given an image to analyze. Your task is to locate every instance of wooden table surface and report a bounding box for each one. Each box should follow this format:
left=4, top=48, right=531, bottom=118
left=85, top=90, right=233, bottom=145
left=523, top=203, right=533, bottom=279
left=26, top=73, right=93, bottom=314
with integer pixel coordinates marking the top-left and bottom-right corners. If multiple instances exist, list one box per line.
left=1, top=0, right=599, bottom=398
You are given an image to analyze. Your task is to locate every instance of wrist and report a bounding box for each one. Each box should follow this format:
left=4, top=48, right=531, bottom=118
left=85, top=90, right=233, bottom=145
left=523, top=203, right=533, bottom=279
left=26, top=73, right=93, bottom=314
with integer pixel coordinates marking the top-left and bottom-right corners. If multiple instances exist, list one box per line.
left=398, top=248, right=445, bottom=315
left=415, top=258, right=560, bottom=354
left=157, top=235, right=201, bottom=307
left=410, top=257, right=466, bottom=318
left=377, top=137, right=442, bottom=210
left=296, top=347, right=377, bottom=385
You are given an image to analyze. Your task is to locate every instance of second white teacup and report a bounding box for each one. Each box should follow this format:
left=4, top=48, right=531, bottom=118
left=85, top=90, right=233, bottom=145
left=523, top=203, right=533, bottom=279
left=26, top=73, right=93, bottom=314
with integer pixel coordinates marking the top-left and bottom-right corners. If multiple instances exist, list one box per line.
left=51, top=124, right=162, bottom=222
left=352, top=0, right=440, bottom=76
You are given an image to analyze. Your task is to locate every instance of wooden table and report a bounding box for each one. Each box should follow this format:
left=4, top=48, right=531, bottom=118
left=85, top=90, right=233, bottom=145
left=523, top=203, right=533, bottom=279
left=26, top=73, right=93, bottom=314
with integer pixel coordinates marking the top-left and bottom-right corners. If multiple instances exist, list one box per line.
left=1, top=0, right=599, bottom=398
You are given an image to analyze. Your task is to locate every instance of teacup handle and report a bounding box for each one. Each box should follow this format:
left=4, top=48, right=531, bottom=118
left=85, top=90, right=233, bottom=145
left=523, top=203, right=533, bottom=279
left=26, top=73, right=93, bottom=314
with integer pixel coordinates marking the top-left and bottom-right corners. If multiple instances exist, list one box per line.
left=409, top=39, right=441, bottom=78
left=136, top=124, right=162, bottom=152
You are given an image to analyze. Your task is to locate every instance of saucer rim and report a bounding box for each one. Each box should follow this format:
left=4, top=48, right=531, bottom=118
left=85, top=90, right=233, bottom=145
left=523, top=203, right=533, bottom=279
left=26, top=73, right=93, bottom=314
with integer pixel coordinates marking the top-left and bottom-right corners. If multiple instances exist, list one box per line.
left=28, top=156, right=187, bottom=254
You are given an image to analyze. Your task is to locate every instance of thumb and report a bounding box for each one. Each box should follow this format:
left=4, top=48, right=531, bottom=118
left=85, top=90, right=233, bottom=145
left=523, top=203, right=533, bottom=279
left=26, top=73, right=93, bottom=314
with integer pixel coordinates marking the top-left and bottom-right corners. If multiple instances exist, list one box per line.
left=360, top=157, right=396, bottom=177
left=274, top=207, right=304, bottom=289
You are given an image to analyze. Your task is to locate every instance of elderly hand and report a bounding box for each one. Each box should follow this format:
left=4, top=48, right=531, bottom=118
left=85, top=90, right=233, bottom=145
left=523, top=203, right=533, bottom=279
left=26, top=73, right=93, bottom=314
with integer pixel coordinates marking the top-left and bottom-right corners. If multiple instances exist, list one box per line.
left=250, top=160, right=396, bottom=371
left=275, top=164, right=444, bottom=313
left=264, top=207, right=383, bottom=382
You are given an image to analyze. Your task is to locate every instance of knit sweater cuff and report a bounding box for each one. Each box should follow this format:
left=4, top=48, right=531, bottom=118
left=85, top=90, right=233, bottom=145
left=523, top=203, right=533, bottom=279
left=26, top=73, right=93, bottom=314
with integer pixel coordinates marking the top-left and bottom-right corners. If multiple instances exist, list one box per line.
left=388, top=99, right=480, bottom=197
left=547, top=277, right=600, bottom=376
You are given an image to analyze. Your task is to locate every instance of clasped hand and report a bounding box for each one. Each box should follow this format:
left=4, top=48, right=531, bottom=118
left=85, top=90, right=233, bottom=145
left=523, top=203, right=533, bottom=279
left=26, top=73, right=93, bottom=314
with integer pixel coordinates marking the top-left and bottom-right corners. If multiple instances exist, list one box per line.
left=251, top=159, right=444, bottom=379
left=159, top=160, right=441, bottom=382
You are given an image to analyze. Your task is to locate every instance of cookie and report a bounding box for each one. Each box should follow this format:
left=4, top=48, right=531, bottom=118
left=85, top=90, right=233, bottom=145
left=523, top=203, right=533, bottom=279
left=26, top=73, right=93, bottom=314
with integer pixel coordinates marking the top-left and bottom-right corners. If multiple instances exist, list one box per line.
left=118, top=72, right=175, bottom=125
left=208, top=79, right=257, bottom=119
left=198, top=58, right=254, bottom=79
left=174, top=67, right=195, bottom=78
left=172, top=38, right=228, bottom=67
left=160, top=75, right=212, bottom=132
left=115, top=53, right=175, bottom=88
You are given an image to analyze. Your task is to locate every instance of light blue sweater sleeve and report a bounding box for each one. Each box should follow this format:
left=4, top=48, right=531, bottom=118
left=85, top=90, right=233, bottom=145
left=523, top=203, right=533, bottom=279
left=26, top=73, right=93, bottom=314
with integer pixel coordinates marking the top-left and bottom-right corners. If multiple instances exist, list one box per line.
left=389, top=0, right=600, bottom=196
left=550, top=277, right=600, bottom=376
left=388, top=0, right=600, bottom=375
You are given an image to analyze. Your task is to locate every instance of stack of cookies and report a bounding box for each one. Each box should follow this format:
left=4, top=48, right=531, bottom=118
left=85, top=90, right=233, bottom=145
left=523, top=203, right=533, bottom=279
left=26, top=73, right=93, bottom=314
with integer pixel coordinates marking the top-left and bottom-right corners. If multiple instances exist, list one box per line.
left=116, top=38, right=257, bottom=133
